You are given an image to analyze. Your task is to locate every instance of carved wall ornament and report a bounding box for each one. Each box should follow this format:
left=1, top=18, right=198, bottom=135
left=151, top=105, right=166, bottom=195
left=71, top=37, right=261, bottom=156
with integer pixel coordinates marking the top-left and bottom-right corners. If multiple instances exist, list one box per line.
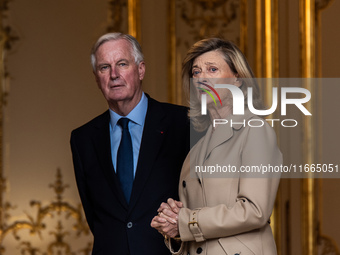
left=318, top=234, right=340, bottom=255
left=168, top=0, right=241, bottom=105
left=315, top=0, right=335, bottom=11
left=178, top=0, right=239, bottom=41
left=107, top=0, right=128, bottom=33
left=0, top=169, right=91, bottom=254
left=0, top=0, right=18, bottom=108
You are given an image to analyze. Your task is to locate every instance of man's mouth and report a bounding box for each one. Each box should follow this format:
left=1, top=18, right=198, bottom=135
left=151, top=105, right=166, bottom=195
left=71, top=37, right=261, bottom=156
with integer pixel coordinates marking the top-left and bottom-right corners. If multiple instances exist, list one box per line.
left=110, top=84, right=124, bottom=89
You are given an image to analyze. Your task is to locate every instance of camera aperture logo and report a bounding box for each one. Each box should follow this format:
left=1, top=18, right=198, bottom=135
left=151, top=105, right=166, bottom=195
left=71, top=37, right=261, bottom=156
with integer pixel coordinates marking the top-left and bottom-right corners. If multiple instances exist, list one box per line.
left=197, top=81, right=223, bottom=106
left=199, top=83, right=312, bottom=128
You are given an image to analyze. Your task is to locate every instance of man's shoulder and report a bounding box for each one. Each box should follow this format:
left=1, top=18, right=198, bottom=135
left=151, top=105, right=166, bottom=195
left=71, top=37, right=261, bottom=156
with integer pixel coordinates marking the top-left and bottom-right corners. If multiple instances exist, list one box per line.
left=147, top=96, right=188, bottom=116
left=71, top=110, right=109, bottom=136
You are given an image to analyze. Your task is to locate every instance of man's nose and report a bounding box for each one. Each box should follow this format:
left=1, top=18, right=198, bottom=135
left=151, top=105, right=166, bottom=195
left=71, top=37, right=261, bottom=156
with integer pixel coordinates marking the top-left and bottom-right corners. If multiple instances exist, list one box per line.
left=110, top=67, right=119, bottom=80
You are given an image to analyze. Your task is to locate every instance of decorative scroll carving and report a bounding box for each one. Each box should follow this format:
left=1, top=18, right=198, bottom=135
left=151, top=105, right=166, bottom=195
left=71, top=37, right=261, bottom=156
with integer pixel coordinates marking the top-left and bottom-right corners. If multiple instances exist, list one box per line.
left=178, top=0, right=239, bottom=41
left=168, top=0, right=240, bottom=105
left=318, top=235, right=340, bottom=255
left=0, top=169, right=91, bottom=254
left=0, top=0, right=18, bottom=107
left=0, top=4, right=19, bottom=253
left=315, top=0, right=335, bottom=11
left=107, top=0, right=128, bottom=33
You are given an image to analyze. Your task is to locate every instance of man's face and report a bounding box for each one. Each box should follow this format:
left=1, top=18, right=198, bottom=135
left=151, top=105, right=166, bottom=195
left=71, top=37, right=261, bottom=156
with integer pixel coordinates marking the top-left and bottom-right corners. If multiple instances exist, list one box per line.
left=94, top=39, right=145, bottom=111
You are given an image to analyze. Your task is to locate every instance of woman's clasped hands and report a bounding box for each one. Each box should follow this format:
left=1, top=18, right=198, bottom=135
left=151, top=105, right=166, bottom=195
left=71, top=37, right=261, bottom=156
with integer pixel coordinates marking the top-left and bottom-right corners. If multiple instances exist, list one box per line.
left=151, top=198, right=183, bottom=239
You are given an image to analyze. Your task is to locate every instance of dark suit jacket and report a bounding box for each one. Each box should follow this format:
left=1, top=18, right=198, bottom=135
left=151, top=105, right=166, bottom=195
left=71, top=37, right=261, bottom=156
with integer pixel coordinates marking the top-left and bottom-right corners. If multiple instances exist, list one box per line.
left=70, top=96, right=190, bottom=255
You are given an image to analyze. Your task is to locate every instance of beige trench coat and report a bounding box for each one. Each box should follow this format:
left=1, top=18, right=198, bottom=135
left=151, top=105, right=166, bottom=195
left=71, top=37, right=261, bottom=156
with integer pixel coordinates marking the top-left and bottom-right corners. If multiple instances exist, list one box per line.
left=170, top=111, right=282, bottom=255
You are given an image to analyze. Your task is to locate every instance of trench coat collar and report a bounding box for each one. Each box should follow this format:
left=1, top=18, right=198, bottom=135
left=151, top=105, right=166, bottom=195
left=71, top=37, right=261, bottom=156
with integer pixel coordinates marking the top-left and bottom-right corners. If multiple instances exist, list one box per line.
left=193, top=109, right=255, bottom=179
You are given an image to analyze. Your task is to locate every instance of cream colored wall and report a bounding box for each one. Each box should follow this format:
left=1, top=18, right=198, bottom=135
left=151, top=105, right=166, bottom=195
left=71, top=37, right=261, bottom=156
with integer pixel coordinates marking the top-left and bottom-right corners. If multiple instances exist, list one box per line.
left=140, top=0, right=169, bottom=102
left=3, top=0, right=109, bottom=252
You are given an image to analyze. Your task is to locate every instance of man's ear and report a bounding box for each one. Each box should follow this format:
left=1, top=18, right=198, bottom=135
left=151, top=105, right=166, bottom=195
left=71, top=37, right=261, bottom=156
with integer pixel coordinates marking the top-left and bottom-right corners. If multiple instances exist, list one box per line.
left=138, top=61, right=146, bottom=80
left=93, top=71, right=100, bottom=88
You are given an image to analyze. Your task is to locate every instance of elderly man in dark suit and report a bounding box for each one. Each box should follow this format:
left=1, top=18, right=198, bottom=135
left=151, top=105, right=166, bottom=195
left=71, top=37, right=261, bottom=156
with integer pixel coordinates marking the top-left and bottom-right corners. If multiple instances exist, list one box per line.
left=70, top=33, right=190, bottom=254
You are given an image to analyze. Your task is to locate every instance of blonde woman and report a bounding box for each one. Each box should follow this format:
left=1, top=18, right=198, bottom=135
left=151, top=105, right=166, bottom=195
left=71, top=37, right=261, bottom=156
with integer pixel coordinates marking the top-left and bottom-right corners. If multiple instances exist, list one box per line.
left=151, top=38, right=282, bottom=255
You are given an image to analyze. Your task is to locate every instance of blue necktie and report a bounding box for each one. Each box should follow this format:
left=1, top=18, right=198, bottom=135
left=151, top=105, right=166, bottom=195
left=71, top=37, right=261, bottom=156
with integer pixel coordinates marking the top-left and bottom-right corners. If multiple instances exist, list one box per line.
left=117, top=118, right=133, bottom=203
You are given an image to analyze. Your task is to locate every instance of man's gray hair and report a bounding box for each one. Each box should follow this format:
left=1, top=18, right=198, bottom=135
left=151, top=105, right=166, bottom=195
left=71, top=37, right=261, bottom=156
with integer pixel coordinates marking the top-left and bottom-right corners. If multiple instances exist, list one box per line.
left=91, top=32, right=144, bottom=71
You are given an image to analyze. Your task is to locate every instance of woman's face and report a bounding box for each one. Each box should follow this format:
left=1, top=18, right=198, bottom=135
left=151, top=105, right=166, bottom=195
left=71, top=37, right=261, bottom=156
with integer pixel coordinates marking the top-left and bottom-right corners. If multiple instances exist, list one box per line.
left=191, top=50, right=239, bottom=107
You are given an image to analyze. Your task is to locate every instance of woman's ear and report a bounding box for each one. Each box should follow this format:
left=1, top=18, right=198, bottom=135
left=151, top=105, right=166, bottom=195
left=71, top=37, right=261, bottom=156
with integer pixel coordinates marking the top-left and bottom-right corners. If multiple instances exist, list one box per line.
left=234, top=74, right=242, bottom=87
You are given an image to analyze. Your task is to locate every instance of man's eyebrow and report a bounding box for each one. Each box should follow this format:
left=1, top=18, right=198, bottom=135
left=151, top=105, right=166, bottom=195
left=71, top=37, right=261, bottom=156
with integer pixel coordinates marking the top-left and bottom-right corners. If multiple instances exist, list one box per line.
left=117, top=58, right=129, bottom=63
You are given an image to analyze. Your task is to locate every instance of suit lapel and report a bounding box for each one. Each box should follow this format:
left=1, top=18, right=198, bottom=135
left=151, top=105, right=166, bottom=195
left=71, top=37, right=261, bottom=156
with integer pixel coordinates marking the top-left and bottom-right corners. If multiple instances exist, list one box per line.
left=93, top=111, right=129, bottom=210
left=128, top=98, right=166, bottom=213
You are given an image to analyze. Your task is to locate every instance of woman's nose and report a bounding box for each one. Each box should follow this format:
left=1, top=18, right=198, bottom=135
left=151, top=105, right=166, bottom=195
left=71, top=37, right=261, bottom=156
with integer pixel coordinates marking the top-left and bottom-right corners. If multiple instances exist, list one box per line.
left=197, top=77, right=208, bottom=83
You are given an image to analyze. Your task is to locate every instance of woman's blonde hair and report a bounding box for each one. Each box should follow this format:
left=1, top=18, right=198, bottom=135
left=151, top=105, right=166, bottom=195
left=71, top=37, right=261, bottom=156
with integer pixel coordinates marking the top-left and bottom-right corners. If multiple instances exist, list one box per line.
left=182, top=38, right=263, bottom=132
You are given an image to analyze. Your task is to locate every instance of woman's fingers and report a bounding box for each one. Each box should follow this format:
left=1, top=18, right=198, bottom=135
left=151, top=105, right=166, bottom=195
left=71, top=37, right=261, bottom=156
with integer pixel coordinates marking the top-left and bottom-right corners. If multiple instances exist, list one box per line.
left=174, top=200, right=183, bottom=209
left=151, top=215, right=179, bottom=238
left=157, top=202, right=171, bottom=213
left=158, top=210, right=177, bottom=224
left=150, top=216, right=168, bottom=231
left=167, top=198, right=181, bottom=213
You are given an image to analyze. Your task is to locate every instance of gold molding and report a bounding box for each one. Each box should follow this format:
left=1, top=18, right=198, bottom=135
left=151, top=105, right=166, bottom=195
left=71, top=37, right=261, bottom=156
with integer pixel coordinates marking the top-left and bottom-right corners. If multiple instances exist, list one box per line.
left=300, top=1, right=316, bottom=255
left=273, top=0, right=279, bottom=79
left=107, top=0, right=140, bottom=42
left=264, top=0, right=272, bottom=78
left=302, top=177, right=316, bottom=255
left=239, top=0, right=248, bottom=56
left=255, top=0, right=262, bottom=78
left=261, top=0, right=281, bottom=251
left=300, top=0, right=316, bottom=78
left=128, top=0, right=141, bottom=42
left=254, top=0, right=279, bottom=78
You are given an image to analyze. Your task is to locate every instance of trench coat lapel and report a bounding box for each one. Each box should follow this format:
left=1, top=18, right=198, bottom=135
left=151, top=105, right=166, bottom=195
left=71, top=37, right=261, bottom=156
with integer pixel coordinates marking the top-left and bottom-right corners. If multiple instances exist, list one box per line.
left=192, top=125, right=212, bottom=180
left=200, top=110, right=254, bottom=172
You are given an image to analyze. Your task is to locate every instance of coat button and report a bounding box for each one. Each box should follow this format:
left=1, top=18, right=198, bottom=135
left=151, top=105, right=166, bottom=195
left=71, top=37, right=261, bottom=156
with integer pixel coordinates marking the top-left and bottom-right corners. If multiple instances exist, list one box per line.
left=196, top=247, right=202, bottom=254
left=182, top=180, right=186, bottom=188
left=235, top=254, right=240, bottom=255
left=127, top=222, right=133, bottom=228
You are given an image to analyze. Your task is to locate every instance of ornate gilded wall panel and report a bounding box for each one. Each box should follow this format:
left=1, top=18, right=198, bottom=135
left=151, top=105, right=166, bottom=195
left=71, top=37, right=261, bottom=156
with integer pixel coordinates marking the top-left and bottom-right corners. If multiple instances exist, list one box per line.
left=107, top=0, right=140, bottom=41
left=168, top=0, right=241, bottom=105
left=107, top=0, right=128, bottom=33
